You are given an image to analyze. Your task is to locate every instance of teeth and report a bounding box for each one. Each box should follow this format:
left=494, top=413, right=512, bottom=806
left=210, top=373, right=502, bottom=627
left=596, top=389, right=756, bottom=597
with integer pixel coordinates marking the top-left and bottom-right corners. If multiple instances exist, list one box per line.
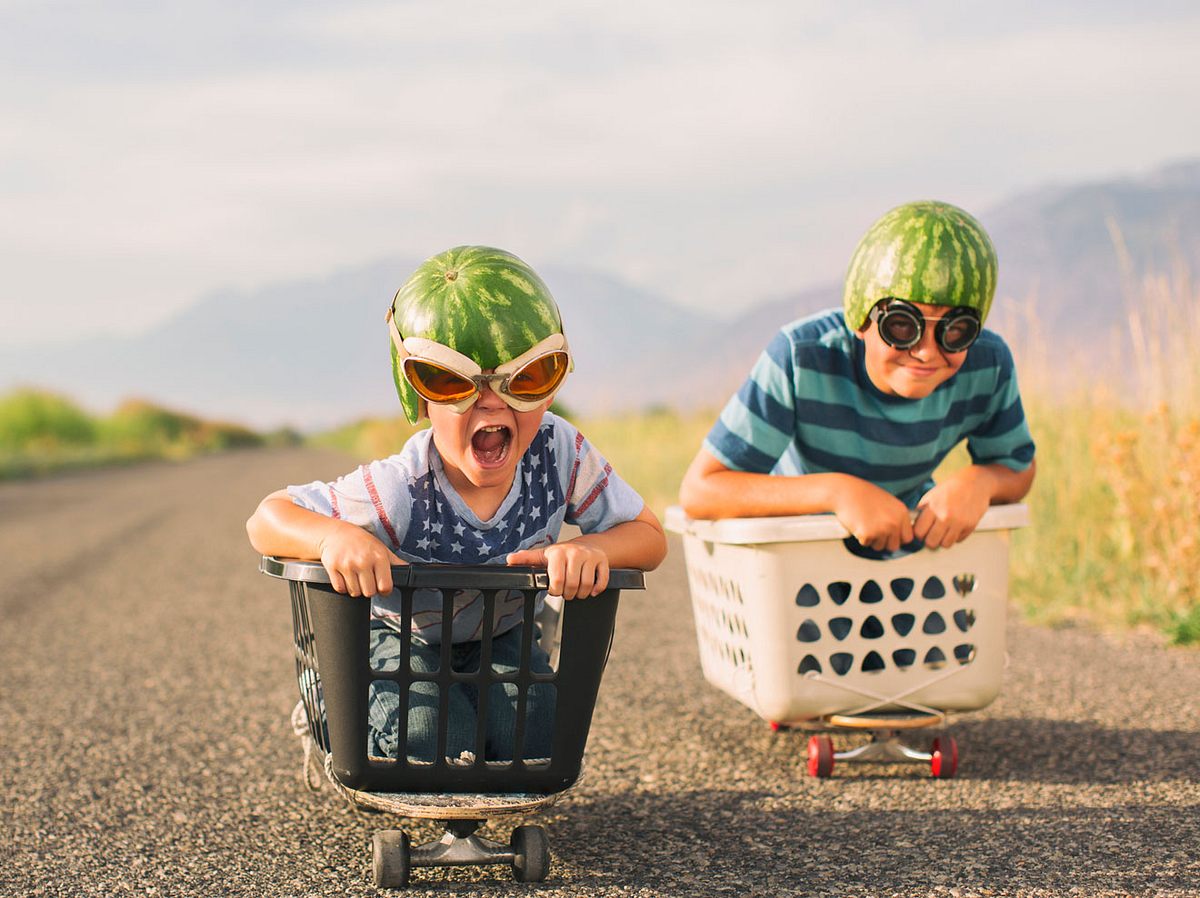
left=479, top=425, right=506, bottom=433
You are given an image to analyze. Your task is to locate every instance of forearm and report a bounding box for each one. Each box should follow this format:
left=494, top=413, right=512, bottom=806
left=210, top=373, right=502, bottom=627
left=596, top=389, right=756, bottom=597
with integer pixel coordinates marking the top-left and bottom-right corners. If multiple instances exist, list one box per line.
left=246, top=491, right=355, bottom=559
left=568, top=507, right=667, bottom=571
left=960, top=459, right=1037, bottom=504
left=679, top=454, right=858, bottom=519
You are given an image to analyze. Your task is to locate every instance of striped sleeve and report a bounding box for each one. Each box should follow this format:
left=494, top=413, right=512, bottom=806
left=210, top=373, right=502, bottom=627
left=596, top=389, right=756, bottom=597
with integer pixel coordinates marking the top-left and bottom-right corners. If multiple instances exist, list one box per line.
left=703, top=328, right=796, bottom=473
left=965, top=342, right=1036, bottom=471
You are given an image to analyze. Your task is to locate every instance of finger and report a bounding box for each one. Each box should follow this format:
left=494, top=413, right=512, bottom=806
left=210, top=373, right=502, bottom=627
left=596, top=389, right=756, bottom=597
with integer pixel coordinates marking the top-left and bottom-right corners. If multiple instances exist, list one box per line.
left=506, top=548, right=546, bottom=567
left=387, top=550, right=405, bottom=565
left=941, top=523, right=963, bottom=550
left=375, top=558, right=393, bottom=595
left=900, top=513, right=915, bottom=546
left=572, top=557, right=596, bottom=601
left=329, top=569, right=347, bottom=595
left=884, top=526, right=902, bottom=554
left=591, top=558, right=610, bottom=596
left=923, top=519, right=947, bottom=551
left=359, top=569, right=378, bottom=597
left=911, top=507, right=931, bottom=542
left=546, top=554, right=565, bottom=598
left=560, top=554, right=584, bottom=601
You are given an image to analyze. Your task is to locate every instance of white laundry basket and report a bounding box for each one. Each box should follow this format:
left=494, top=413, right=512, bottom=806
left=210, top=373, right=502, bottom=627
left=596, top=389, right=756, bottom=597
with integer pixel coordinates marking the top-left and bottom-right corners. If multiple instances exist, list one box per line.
left=666, top=505, right=1029, bottom=725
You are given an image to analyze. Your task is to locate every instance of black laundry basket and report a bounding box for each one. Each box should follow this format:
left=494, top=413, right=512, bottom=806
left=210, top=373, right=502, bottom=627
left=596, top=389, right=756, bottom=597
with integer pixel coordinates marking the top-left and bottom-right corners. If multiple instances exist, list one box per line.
left=261, top=558, right=644, bottom=794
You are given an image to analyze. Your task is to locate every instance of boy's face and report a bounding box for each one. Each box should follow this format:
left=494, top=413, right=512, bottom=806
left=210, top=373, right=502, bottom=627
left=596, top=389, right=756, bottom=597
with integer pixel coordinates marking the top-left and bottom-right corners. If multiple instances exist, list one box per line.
left=857, top=300, right=970, bottom=399
left=427, top=379, right=550, bottom=497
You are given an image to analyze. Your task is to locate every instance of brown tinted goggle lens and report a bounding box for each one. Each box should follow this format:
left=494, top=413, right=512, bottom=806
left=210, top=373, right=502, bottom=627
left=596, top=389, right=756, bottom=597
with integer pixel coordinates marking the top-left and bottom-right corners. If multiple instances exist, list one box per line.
left=507, top=352, right=569, bottom=398
left=403, top=359, right=477, bottom=402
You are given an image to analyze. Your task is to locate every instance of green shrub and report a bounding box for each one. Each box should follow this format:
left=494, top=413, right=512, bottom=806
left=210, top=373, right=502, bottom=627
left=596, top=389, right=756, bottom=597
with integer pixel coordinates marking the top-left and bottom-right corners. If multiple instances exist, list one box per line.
left=0, top=389, right=97, bottom=451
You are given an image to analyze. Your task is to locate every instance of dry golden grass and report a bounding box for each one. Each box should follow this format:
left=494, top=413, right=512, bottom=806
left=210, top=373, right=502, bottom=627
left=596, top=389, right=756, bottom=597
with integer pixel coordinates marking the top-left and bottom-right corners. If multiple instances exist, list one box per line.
left=995, top=271, right=1200, bottom=643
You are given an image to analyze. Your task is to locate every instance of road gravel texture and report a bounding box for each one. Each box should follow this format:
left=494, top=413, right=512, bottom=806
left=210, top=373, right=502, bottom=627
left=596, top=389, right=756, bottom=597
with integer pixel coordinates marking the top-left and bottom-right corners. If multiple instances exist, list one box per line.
left=1, top=448, right=1197, bottom=897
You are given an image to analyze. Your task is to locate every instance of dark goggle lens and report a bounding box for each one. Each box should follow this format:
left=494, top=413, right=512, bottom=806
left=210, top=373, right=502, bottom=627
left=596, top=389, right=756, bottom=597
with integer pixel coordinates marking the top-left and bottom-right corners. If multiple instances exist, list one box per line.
left=506, top=351, right=570, bottom=399
left=936, top=313, right=980, bottom=352
left=879, top=309, right=922, bottom=348
left=403, top=359, right=477, bottom=402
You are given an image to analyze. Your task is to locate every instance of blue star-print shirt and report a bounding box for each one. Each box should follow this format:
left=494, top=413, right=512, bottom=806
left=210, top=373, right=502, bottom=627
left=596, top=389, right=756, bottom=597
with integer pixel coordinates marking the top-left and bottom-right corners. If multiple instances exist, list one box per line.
left=287, top=412, right=645, bottom=644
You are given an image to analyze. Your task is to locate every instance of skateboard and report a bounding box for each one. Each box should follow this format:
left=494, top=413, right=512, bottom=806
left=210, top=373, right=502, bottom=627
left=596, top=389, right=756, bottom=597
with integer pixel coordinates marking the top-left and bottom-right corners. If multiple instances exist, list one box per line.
left=363, top=789, right=564, bottom=888
left=774, top=711, right=958, bottom=778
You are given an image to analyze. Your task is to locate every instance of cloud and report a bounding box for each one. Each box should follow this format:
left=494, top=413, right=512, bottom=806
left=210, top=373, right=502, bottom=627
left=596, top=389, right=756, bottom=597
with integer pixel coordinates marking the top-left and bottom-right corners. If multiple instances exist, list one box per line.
left=2, top=1, right=1200, bottom=344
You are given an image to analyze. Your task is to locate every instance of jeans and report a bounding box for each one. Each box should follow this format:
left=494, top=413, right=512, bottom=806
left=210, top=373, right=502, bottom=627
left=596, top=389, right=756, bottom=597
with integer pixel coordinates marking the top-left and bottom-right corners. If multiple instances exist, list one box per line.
left=367, top=623, right=555, bottom=763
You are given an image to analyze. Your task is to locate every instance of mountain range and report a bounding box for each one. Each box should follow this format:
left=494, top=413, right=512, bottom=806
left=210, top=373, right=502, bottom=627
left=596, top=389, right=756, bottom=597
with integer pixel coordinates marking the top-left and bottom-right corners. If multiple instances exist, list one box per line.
left=3, top=159, right=1198, bottom=430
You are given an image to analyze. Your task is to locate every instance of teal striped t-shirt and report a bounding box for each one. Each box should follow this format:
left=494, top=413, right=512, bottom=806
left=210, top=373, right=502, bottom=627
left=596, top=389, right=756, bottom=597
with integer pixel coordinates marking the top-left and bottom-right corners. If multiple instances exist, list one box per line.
left=704, top=309, right=1036, bottom=509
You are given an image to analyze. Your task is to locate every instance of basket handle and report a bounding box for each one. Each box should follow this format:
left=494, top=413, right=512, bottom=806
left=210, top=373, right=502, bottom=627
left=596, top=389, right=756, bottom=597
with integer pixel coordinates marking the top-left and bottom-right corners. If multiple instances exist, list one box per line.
left=259, top=557, right=645, bottom=591
left=840, top=535, right=925, bottom=561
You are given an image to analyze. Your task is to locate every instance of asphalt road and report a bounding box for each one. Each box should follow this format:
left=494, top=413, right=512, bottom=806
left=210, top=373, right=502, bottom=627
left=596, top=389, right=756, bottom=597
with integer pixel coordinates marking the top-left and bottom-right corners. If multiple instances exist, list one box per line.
left=2, top=448, right=1198, bottom=897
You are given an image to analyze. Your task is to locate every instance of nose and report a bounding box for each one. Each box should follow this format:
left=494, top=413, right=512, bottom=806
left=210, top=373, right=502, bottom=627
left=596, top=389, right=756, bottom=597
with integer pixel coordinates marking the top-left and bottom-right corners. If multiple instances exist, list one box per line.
left=475, top=377, right=505, bottom=408
left=907, top=321, right=941, bottom=360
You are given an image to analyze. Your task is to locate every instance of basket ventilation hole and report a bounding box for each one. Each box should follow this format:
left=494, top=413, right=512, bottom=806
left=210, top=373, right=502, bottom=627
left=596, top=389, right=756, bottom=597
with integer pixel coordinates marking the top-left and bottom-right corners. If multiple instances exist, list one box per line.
left=892, top=648, right=916, bottom=668
left=953, top=609, right=975, bottom=632
left=829, top=617, right=853, bottom=641
left=891, top=613, right=916, bottom=637
left=923, top=612, right=947, bottom=634
left=861, top=651, right=885, bottom=673
left=860, top=615, right=884, bottom=639
left=953, top=643, right=976, bottom=665
left=796, top=620, right=821, bottom=643
left=827, top=581, right=852, bottom=605
left=859, top=580, right=883, bottom=603
left=922, top=577, right=946, bottom=599
left=830, top=652, right=854, bottom=675
left=795, top=584, right=820, bottom=607
left=798, top=655, right=822, bottom=675
left=923, top=646, right=947, bottom=668
left=890, top=577, right=915, bottom=601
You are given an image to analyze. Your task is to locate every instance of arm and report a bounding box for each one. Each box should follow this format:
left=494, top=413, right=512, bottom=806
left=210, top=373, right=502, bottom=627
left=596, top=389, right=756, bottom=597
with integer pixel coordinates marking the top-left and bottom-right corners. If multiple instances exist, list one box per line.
left=246, top=489, right=403, bottom=597
left=915, top=459, right=1036, bottom=548
left=506, top=505, right=667, bottom=600
left=680, top=448, right=918, bottom=552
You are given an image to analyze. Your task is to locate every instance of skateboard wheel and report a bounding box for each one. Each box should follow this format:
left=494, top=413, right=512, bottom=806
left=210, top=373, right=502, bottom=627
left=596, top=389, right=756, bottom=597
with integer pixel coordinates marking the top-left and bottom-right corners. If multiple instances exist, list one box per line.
left=372, top=830, right=410, bottom=888
left=806, top=735, right=834, bottom=778
left=510, top=825, right=550, bottom=883
left=931, top=735, right=958, bottom=779
left=769, top=721, right=792, bottom=733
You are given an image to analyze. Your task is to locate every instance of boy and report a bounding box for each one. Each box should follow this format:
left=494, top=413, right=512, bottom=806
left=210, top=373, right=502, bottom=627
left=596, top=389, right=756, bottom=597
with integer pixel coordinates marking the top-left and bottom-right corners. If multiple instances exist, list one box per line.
left=247, top=245, right=667, bottom=762
left=679, top=201, right=1036, bottom=552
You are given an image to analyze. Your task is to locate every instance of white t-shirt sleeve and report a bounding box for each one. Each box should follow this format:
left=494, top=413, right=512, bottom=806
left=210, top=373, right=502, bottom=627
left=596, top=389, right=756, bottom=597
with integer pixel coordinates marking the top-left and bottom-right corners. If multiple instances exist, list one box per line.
left=287, top=457, right=414, bottom=551
left=551, top=416, right=646, bottom=534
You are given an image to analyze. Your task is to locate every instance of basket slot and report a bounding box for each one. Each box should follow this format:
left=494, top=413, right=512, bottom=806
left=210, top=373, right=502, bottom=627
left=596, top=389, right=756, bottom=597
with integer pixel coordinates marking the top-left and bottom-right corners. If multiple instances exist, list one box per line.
left=278, top=565, right=631, bottom=793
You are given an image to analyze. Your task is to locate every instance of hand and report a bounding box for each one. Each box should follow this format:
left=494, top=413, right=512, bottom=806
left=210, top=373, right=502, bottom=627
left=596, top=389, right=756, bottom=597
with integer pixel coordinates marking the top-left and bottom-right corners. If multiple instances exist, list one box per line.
left=506, top=541, right=610, bottom=600
left=914, top=467, right=993, bottom=549
left=318, top=521, right=404, bottom=597
left=832, top=478, right=915, bottom=553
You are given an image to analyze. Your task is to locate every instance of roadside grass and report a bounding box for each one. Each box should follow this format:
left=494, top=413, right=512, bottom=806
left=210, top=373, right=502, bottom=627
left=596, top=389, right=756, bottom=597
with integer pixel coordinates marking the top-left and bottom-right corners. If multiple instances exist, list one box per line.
left=0, top=389, right=290, bottom=479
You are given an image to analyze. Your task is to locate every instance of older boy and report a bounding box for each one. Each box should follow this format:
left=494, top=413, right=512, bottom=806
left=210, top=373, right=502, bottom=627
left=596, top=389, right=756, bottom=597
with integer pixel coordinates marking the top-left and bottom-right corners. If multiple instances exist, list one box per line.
left=247, top=245, right=666, bottom=761
left=680, top=201, right=1035, bottom=552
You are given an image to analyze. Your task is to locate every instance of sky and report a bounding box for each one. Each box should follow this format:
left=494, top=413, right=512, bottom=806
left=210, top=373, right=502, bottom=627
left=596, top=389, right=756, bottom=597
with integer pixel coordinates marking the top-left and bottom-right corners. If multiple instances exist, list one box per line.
left=3, top=0, right=1200, bottom=348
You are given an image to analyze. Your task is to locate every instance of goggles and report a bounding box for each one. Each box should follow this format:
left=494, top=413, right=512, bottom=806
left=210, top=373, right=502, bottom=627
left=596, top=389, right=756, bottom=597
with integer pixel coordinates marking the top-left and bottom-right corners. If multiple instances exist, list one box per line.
left=387, top=309, right=571, bottom=413
left=868, top=299, right=981, bottom=353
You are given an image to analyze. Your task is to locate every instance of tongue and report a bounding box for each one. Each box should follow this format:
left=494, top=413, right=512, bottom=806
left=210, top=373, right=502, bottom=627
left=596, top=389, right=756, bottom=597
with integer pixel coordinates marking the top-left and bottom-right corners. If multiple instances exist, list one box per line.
left=472, top=428, right=508, bottom=462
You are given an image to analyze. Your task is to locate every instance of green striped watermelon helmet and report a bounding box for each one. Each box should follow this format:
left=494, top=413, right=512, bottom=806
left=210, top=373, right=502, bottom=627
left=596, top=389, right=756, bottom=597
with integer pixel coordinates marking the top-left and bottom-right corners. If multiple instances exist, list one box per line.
left=387, top=246, right=566, bottom=423
left=842, top=201, right=998, bottom=332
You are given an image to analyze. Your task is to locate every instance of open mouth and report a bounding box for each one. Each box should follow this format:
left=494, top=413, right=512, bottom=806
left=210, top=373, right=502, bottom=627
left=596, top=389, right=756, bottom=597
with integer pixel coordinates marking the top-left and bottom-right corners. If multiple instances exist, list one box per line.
left=470, top=424, right=512, bottom=468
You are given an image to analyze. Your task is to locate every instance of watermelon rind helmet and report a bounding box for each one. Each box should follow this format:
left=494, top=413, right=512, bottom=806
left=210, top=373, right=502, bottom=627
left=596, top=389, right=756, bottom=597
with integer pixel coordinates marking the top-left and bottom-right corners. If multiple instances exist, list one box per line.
left=842, top=200, right=998, bottom=332
left=387, top=246, right=567, bottom=424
